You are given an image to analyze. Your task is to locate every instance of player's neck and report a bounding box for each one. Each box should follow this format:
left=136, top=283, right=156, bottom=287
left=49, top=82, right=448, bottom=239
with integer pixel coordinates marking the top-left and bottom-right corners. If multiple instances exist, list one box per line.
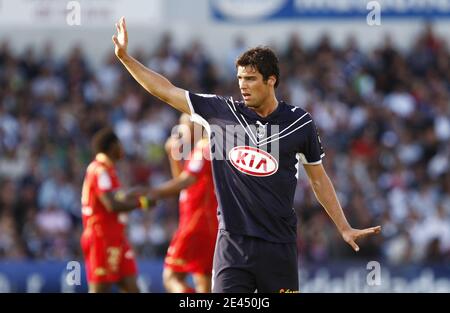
left=96, top=153, right=115, bottom=166
left=252, top=96, right=279, bottom=118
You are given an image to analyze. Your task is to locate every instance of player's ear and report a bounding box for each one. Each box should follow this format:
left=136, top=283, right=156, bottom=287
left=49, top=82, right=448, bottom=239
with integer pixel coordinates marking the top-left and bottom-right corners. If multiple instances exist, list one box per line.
left=267, top=76, right=276, bottom=87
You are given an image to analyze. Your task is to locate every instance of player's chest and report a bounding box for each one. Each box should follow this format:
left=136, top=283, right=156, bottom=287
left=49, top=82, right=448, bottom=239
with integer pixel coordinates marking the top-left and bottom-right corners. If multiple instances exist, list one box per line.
left=209, top=118, right=305, bottom=177
left=209, top=116, right=303, bottom=153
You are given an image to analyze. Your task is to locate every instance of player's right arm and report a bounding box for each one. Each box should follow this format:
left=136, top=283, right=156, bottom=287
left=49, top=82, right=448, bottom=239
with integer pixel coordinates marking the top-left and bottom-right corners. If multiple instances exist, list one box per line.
left=112, top=17, right=190, bottom=114
left=84, top=165, right=153, bottom=212
left=98, top=190, right=151, bottom=213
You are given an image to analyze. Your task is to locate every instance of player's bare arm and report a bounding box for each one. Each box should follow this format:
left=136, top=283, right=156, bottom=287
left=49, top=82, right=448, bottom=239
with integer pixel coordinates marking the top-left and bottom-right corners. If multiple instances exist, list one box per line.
left=303, top=163, right=381, bottom=252
left=165, top=136, right=184, bottom=178
left=149, top=171, right=197, bottom=199
left=99, top=190, right=151, bottom=213
left=112, top=17, right=190, bottom=114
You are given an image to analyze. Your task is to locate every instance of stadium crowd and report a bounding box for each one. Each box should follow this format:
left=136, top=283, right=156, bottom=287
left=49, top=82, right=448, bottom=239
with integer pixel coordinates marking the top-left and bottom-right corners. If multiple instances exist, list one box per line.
left=0, top=23, right=449, bottom=266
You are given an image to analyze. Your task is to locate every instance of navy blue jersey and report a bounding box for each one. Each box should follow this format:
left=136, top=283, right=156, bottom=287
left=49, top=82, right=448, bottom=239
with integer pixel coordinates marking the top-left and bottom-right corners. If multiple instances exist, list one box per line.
left=186, top=92, right=325, bottom=243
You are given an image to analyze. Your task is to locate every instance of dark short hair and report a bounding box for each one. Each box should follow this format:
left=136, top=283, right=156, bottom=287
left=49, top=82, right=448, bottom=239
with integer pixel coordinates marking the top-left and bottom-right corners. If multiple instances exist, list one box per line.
left=92, top=128, right=119, bottom=154
left=235, top=46, right=280, bottom=88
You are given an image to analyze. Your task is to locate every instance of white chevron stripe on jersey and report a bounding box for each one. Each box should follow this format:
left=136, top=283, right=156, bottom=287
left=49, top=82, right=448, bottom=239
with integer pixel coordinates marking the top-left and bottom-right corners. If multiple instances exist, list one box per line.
left=226, top=99, right=312, bottom=146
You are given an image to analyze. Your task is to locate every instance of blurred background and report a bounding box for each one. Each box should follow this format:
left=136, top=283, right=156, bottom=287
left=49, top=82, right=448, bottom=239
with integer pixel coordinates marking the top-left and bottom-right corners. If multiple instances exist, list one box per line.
left=0, top=0, right=449, bottom=292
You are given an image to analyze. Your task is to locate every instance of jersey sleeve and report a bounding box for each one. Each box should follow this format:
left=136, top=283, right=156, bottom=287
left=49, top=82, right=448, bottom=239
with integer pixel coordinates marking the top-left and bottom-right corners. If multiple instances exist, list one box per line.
left=185, top=91, right=228, bottom=122
left=298, top=117, right=325, bottom=165
left=95, top=168, right=115, bottom=194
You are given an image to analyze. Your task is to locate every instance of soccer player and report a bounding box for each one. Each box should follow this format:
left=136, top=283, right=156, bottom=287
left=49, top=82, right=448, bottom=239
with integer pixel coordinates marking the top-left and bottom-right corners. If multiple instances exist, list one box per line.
left=112, top=17, right=381, bottom=292
left=80, top=127, right=152, bottom=293
left=147, top=113, right=218, bottom=293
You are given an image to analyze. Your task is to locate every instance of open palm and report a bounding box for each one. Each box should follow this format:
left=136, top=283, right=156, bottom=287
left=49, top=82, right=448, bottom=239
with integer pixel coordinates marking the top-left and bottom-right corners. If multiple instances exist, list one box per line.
left=112, top=16, right=128, bottom=58
left=342, top=226, right=381, bottom=252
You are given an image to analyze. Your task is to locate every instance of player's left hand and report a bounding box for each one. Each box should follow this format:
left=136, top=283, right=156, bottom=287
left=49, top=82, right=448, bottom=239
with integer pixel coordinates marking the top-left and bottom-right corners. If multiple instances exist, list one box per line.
left=341, top=226, right=381, bottom=252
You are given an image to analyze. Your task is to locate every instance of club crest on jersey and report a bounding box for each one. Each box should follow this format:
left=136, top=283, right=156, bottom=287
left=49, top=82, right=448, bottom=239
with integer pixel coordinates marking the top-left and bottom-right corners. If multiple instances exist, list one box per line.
left=256, top=127, right=265, bottom=139
left=229, top=146, right=278, bottom=177
left=255, top=121, right=267, bottom=139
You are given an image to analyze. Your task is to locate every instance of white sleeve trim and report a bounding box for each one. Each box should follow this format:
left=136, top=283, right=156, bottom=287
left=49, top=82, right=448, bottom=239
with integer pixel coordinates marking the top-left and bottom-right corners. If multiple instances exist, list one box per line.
left=190, top=113, right=211, bottom=137
left=97, top=170, right=112, bottom=191
left=185, top=90, right=195, bottom=115
left=184, top=91, right=212, bottom=137
left=187, top=158, right=204, bottom=173
left=299, top=153, right=325, bottom=165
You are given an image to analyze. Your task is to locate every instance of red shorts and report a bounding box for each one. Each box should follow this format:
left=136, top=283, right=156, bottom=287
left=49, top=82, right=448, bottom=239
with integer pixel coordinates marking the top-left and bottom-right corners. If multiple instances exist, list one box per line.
left=164, top=229, right=217, bottom=275
left=81, top=227, right=137, bottom=284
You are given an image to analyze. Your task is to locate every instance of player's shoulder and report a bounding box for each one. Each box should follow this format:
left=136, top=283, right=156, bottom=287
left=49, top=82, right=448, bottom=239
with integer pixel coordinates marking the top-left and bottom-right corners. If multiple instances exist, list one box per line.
left=281, top=102, right=312, bottom=121
left=189, top=92, right=233, bottom=112
left=208, top=95, right=241, bottom=109
left=192, top=93, right=229, bottom=103
left=86, top=160, right=100, bottom=173
left=88, top=160, right=111, bottom=176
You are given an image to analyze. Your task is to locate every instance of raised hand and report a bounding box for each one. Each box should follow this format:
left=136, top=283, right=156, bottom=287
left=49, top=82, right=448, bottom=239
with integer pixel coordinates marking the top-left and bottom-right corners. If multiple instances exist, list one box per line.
left=112, top=16, right=128, bottom=59
left=341, top=226, right=381, bottom=252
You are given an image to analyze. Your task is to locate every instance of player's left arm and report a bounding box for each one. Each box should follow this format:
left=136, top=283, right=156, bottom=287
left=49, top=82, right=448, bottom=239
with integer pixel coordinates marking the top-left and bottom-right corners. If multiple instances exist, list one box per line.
left=303, top=163, right=381, bottom=252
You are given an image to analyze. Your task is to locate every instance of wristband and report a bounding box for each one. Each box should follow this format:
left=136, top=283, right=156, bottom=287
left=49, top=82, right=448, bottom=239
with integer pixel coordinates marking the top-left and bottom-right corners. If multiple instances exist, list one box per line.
left=138, top=196, right=149, bottom=210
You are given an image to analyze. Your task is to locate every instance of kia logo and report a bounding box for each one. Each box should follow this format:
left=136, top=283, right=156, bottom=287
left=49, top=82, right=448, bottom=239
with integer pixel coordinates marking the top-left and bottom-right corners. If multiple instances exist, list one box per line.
left=229, top=146, right=278, bottom=177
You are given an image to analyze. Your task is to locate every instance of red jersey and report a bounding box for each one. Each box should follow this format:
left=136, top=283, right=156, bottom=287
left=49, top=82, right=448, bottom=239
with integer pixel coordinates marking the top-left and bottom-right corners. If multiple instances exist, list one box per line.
left=178, top=140, right=218, bottom=236
left=164, top=139, right=218, bottom=274
left=80, top=153, right=137, bottom=283
left=81, top=153, right=126, bottom=237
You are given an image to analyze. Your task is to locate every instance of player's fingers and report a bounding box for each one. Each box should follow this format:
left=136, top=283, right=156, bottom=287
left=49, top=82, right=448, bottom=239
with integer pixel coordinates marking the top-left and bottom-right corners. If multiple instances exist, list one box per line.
left=360, top=226, right=382, bottom=237
left=120, top=16, right=126, bottom=32
left=347, top=240, right=359, bottom=252
left=372, top=225, right=382, bottom=233
left=112, top=35, right=118, bottom=45
left=115, top=23, right=120, bottom=34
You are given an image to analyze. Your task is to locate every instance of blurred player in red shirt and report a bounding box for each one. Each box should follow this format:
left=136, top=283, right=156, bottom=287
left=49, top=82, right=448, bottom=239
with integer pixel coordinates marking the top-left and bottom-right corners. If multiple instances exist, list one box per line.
left=148, top=114, right=218, bottom=293
left=80, top=128, right=152, bottom=293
